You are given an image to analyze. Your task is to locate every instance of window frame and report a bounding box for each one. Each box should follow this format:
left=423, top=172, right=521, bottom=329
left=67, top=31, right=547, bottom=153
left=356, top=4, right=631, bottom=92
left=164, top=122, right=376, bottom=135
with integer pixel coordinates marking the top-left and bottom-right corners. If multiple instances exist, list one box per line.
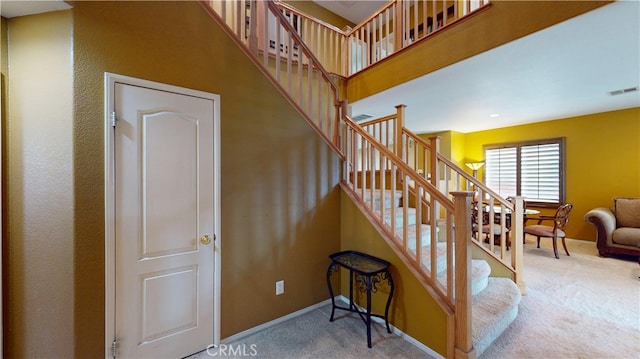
left=483, top=137, right=566, bottom=208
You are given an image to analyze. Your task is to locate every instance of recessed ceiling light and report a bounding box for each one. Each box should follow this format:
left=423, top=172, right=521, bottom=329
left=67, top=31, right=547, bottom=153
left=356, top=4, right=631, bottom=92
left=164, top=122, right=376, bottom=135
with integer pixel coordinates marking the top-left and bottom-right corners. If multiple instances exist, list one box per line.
left=489, top=113, right=500, bottom=118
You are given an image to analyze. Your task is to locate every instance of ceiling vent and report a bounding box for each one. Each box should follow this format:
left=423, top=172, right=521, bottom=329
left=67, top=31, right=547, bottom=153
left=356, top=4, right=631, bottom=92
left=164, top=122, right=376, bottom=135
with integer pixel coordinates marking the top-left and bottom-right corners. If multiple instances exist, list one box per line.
left=352, top=113, right=375, bottom=121
left=608, top=86, right=639, bottom=96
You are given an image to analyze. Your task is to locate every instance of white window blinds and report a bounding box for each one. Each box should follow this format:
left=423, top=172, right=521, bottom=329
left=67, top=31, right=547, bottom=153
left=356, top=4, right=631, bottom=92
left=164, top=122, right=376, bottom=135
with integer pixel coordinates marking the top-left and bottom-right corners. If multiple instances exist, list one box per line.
left=486, top=147, right=517, bottom=198
left=521, top=143, right=560, bottom=203
left=484, top=139, right=564, bottom=205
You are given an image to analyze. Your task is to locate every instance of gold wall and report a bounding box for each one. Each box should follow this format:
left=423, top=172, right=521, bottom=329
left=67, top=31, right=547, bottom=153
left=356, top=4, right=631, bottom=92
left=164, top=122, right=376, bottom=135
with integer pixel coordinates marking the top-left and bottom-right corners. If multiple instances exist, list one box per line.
left=3, top=11, right=74, bottom=358
left=462, top=107, right=640, bottom=241
left=340, top=190, right=448, bottom=356
left=0, top=15, right=6, bottom=359
left=4, top=1, right=342, bottom=357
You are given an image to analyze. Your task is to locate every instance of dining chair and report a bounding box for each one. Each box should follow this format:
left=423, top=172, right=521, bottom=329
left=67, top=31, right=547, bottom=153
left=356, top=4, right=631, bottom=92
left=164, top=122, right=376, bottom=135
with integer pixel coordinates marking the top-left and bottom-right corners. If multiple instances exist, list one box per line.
left=472, top=201, right=511, bottom=249
left=523, top=203, right=573, bottom=259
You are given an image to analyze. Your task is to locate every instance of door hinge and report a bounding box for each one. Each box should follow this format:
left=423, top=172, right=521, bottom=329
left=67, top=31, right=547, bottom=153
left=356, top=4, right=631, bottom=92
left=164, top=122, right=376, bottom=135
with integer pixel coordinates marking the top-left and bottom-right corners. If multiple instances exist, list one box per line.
left=111, top=339, right=118, bottom=358
left=111, top=111, right=117, bottom=127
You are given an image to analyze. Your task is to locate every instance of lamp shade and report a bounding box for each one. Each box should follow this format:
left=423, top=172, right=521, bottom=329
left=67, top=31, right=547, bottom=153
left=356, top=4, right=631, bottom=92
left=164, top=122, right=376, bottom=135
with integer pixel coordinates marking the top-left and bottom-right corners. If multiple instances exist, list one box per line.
left=465, top=162, right=485, bottom=171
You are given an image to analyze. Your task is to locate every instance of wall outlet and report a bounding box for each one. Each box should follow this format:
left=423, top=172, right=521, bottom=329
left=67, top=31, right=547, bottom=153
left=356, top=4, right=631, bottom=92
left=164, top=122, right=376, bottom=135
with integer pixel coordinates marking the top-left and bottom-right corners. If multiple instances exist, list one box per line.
left=275, top=280, right=284, bottom=295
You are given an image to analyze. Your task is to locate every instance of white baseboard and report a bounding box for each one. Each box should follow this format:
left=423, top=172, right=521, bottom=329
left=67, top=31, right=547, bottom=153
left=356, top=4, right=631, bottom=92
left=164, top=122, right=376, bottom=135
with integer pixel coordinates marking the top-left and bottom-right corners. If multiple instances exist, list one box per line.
left=336, top=295, right=444, bottom=359
left=221, top=298, right=333, bottom=344
left=222, top=296, right=444, bottom=359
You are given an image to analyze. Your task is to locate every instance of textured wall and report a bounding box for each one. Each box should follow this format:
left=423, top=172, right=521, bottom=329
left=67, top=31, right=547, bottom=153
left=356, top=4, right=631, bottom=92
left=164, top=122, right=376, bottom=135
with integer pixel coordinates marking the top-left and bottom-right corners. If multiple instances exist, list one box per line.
left=3, top=1, right=342, bottom=357
left=4, top=11, right=74, bottom=358
left=71, top=1, right=341, bottom=357
left=1, top=15, right=6, bottom=359
left=340, top=190, right=449, bottom=356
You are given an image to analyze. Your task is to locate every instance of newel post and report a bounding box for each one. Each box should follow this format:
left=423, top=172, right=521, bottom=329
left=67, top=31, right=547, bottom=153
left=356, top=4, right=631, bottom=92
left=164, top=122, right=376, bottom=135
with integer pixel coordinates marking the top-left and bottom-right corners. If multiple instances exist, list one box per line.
left=394, top=104, right=406, bottom=160
left=510, top=196, right=527, bottom=294
left=451, top=191, right=476, bottom=359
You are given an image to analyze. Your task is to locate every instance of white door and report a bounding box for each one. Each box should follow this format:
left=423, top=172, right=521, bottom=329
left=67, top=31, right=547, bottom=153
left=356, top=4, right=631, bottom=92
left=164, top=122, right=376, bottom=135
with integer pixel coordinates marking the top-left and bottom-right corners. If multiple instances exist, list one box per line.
left=106, top=74, right=221, bottom=359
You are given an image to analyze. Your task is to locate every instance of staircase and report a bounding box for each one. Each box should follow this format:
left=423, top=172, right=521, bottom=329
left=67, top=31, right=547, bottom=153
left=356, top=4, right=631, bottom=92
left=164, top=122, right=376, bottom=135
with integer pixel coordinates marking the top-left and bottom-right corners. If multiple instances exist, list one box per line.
left=200, top=1, right=525, bottom=357
left=366, top=188, right=521, bottom=356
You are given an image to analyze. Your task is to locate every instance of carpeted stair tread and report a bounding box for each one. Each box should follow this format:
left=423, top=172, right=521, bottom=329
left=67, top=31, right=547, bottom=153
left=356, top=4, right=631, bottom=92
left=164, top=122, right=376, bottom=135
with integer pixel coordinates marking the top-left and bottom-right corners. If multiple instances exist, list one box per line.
left=382, top=207, right=417, bottom=227
left=399, top=224, right=439, bottom=251
left=417, top=242, right=449, bottom=274
left=358, top=188, right=402, bottom=211
left=472, top=277, right=522, bottom=356
left=433, top=259, right=490, bottom=296
left=470, top=259, right=491, bottom=296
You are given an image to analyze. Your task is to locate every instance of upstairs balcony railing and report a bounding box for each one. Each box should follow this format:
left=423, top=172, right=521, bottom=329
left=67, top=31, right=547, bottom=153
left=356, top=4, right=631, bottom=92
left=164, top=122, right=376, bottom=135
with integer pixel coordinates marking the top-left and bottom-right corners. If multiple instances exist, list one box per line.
left=273, top=0, right=491, bottom=76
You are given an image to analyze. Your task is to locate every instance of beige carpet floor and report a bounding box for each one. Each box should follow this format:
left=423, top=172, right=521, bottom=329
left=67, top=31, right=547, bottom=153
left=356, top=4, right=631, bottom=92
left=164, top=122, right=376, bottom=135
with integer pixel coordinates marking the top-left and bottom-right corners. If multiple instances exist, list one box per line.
left=187, top=303, right=434, bottom=359
left=479, top=237, right=640, bottom=359
left=188, top=236, right=639, bottom=358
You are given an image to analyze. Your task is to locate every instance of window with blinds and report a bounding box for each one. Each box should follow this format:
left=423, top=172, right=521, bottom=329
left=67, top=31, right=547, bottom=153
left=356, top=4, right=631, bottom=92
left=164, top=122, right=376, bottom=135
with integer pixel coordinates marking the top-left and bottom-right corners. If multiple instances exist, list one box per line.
left=484, top=138, right=565, bottom=206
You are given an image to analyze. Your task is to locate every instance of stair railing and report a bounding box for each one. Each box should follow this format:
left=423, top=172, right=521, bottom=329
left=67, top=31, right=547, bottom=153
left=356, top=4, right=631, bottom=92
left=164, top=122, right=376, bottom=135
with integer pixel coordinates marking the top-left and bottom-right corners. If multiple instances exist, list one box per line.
left=358, top=105, right=525, bottom=291
left=341, top=109, right=474, bottom=357
left=402, top=128, right=525, bottom=290
left=200, top=0, right=344, bottom=157
left=271, top=0, right=491, bottom=77
left=273, top=1, right=348, bottom=76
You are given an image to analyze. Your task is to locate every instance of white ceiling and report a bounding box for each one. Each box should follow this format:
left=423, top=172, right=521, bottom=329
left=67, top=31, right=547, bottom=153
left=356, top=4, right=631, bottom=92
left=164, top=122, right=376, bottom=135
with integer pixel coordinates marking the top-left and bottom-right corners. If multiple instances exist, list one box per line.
left=341, top=1, right=640, bottom=133
left=0, top=0, right=71, bottom=18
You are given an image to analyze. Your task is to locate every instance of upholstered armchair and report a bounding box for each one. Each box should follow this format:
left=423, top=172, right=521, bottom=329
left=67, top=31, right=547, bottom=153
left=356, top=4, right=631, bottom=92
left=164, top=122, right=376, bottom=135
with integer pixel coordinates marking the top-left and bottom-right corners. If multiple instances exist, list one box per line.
left=585, top=197, right=640, bottom=258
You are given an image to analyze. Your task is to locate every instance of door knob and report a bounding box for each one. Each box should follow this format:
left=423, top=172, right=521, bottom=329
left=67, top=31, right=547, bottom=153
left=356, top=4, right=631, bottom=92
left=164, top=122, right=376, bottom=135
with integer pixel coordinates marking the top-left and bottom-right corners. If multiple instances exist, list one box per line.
left=200, top=235, right=211, bottom=245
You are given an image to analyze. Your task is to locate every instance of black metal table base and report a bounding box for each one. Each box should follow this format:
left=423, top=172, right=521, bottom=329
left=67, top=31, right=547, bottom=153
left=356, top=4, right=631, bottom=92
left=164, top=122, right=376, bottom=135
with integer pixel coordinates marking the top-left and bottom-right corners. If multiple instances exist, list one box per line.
left=326, top=250, right=394, bottom=348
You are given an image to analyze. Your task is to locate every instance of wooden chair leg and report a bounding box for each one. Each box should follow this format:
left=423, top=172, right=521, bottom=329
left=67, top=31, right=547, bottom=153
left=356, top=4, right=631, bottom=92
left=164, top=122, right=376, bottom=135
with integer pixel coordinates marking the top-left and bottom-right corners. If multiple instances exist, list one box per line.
left=561, top=237, right=570, bottom=256
left=536, top=236, right=541, bottom=248
left=552, top=236, right=559, bottom=259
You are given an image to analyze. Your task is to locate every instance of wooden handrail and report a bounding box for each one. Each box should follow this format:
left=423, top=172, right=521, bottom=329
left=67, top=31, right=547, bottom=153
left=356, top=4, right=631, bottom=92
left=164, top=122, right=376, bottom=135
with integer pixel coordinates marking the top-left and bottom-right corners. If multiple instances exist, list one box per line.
left=359, top=113, right=398, bottom=127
